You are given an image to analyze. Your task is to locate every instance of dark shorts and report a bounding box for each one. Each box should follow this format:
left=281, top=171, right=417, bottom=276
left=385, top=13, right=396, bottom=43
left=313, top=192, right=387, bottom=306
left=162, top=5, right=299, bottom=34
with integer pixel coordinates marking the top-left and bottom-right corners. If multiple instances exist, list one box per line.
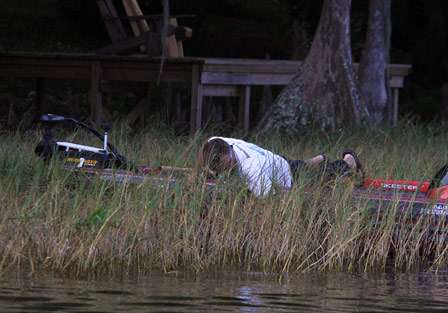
left=281, top=155, right=306, bottom=177
left=287, top=159, right=307, bottom=177
left=284, top=157, right=351, bottom=181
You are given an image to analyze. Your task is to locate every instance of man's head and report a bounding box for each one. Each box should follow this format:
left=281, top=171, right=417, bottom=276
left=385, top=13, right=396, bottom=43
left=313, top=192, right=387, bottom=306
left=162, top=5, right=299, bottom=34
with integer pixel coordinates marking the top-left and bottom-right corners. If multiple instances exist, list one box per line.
left=197, top=138, right=237, bottom=178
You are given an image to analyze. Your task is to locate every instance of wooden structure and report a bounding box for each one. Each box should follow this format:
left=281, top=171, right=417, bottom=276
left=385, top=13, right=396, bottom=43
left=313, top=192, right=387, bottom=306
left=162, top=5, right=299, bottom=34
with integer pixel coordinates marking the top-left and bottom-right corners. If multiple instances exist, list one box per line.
left=0, top=52, right=411, bottom=133
left=0, top=52, right=202, bottom=126
left=194, top=59, right=411, bottom=132
left=96, top=0, right=192, bottom=56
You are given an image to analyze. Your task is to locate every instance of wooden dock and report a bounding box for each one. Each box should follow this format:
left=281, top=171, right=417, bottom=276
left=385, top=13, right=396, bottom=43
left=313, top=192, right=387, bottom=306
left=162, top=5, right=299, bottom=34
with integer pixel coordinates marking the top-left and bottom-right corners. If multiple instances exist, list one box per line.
left=0, top=52, right=411, bottom=132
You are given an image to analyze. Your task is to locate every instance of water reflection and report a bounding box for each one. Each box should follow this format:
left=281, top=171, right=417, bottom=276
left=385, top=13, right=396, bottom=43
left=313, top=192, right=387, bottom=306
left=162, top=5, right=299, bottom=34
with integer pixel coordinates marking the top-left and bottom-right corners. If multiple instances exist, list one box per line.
left=0, top=271, right=448, bottom=312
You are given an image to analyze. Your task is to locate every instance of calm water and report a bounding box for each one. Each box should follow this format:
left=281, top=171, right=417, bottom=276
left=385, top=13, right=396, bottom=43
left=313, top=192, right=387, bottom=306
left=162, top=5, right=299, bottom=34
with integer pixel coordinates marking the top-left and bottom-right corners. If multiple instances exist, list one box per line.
left=1, top=271, right=448, bottom=312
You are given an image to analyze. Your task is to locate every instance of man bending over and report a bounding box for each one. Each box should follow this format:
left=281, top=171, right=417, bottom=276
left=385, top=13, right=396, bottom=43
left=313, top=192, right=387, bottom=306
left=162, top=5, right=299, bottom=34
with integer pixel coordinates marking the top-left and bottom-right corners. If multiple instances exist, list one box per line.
left=196, top=137, right=362, bottom=197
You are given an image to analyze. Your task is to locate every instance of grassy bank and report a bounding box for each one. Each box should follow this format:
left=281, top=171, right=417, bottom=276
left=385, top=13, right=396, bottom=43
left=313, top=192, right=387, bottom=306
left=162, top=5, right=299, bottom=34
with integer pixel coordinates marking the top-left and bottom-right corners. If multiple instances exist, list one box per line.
left=0, top=123, right=448, bottom=277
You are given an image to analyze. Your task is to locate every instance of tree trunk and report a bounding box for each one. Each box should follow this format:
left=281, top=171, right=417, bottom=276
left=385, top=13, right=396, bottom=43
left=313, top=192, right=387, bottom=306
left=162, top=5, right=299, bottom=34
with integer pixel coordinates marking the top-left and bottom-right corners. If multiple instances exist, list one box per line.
left=358, top=0, right=391, bottom=124
left=257, top=0, right=361, bottom=133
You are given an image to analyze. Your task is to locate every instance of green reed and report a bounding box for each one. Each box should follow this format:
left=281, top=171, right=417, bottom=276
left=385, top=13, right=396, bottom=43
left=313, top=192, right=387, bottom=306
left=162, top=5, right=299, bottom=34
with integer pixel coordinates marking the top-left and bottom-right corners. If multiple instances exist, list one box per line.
left=0, top=121, right=448, bottom=277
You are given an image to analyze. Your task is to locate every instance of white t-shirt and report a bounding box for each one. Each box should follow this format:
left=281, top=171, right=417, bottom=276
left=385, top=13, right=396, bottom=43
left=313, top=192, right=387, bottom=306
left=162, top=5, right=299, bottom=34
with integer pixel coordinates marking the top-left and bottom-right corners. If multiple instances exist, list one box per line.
left=208, top=137, right=293, bottom=197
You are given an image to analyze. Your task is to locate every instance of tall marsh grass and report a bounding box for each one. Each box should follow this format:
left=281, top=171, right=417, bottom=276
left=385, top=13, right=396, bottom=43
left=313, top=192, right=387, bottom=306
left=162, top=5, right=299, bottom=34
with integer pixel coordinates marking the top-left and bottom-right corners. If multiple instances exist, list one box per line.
left=1, top=122, right=448, bottom=277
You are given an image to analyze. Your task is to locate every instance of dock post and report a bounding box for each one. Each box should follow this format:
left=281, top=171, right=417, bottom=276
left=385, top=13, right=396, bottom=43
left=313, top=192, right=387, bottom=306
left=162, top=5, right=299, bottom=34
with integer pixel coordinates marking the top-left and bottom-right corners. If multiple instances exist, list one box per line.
left=190, top=64, right=203, bottom=134
left=392, top=88, right=399, bottom=127
left=35, top=78, right=47, bottom=116
left=238, top=86, right=251, bottom=133
left=90, top=62, right=103, bottom=126
left=6, top=79, right=16, bottom=127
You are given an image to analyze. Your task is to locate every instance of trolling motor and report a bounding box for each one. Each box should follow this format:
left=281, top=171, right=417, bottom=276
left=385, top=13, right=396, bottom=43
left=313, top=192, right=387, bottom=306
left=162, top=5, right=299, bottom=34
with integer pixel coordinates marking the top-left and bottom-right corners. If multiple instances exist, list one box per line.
left=35, top=114, right=133, bottom=170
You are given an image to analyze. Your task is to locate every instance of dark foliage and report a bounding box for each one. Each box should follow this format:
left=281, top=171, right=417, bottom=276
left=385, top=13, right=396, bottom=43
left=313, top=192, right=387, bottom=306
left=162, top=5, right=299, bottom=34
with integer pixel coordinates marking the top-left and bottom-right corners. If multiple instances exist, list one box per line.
left=0, top=0, right=447, bottom=120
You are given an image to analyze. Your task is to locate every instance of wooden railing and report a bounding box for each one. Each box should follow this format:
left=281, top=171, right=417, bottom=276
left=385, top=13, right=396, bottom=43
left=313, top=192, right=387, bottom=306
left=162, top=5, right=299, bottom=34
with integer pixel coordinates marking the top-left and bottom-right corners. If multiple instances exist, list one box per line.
left=193, top=58, right=411, bottom=132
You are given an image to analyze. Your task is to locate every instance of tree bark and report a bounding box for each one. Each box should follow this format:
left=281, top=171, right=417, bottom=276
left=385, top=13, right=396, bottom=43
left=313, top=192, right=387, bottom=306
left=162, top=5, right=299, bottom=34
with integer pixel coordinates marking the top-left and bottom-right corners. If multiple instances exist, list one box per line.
left=358, top=0, right=391, bottom=124
left=257, top=0, right=361, bottom=133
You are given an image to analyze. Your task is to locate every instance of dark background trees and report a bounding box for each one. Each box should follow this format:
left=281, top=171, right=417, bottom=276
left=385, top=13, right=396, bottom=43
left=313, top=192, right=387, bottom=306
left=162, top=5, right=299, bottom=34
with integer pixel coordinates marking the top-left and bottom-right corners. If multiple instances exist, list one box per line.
left=1, top=0, right=448, bottom=123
